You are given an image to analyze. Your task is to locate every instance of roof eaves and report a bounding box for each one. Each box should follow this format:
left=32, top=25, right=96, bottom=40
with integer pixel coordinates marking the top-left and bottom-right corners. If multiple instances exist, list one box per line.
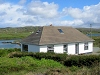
left=38, top=40, right=94, bottom=46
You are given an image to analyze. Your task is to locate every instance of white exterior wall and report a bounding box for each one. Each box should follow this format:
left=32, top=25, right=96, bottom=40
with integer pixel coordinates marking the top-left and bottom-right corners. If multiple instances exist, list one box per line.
left=78, top=42, right=93, bottom=54
left=84, top=42, right=93, bottom=53
left=78, top=43, right=85, bottom=54
left=28, top=45, right=40, bottom=52
left=67, top=43, right=75, bottom=55
left=40, top=45, right=47, bottom=53
left=40, top=44, right=64, bottom=53
left=21, top=41, right=93, bottom=54
left=54, top=44, right=63, bottom=53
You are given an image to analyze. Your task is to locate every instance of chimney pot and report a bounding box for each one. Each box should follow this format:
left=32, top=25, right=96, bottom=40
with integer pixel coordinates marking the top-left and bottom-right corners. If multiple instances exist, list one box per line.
left=50, top=24, right=52, bottom=26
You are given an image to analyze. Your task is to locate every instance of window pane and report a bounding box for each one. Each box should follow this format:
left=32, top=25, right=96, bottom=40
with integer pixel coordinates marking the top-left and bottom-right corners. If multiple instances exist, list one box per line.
left=84, top=43, right=88, bottom=50
left=63, top=45, right=67, bottom=52
left=58, top=29, right=64, bottom=33
left=23, top=44, right=28, bottom=51
left=47, top=45, right=54, bottom=52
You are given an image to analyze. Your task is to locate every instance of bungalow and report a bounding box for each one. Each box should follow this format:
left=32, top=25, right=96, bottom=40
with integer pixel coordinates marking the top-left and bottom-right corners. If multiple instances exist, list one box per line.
left=21, top=26, right=94, bottom=55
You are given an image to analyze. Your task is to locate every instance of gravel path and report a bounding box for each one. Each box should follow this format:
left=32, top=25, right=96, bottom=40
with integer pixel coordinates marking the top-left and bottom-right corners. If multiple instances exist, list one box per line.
left=93, top=47, right=100, bottom=53
left=92, top=47, right=100, bottom=55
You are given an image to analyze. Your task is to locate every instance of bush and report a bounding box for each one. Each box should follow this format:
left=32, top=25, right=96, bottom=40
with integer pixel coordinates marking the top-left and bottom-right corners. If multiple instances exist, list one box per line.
left=0, top=56, right=65, bottom=74
left=69, top=66, right=80, bottom=72
left=64, top=55, right=100, bottom=67
left=0, top=48, right=20, bottom=57
left=9, top=52, right=67, bottom=63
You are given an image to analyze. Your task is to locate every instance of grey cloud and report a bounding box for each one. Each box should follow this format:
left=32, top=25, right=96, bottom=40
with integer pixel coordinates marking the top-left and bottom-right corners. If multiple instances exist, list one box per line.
left=19, top=0, right=26, bottom=5
left=17, top=18, right=21, bottom=21
left=62, top=3, right=100, bottom=28
left=0, top=0, right=100, bottom=28
left=0, top=12, right=7, bottom=16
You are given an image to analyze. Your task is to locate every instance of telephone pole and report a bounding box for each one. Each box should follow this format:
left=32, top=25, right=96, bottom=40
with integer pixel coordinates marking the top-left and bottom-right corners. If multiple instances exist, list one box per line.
left=90, top=24, right=92, bottom=38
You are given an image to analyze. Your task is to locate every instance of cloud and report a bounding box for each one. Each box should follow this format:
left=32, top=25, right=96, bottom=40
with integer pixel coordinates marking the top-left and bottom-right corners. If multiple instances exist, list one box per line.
left=25, top=0, right=59, bottom=19
left=62, top=3, right=100, bottom=27
left=0, top=0, right=100, bottom=28
left=0, top=12, right=7, bottom=16
left=19, top=0, right=26, bottom=5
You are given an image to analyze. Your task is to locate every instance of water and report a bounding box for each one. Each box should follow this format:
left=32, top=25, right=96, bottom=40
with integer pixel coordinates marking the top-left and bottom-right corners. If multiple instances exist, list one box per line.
left=0, top=40, right=20, bottom=49
left=87, top=34, right=100, bottom=37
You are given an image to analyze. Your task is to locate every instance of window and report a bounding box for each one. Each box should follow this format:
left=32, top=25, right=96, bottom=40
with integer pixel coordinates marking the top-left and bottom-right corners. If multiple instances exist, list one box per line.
left=23, top=44, right=28, bottom=51
left=75, top=43, right=79, bottom=54
left=63, top=44, right=67, bottom=52
left=36, top=30, right=41, bottom=34
left=47, top=45, right=54, bottom=52
left=84, top=43, right=88, bottom=50
left=58, top=29, right=64, bottom=34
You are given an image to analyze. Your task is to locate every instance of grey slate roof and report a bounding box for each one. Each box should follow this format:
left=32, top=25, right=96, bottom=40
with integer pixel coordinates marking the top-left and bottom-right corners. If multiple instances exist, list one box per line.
left=21, top=26, right=94, bottom=45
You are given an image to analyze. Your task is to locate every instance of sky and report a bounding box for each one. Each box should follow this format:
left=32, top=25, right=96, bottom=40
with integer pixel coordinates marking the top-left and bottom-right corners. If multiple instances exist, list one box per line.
left=0, top=0, right=100, bottom=28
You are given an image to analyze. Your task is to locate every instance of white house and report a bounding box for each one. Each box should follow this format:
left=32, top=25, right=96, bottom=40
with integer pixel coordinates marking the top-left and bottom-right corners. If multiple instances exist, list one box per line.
left=21, top=26, right=94, bottom=55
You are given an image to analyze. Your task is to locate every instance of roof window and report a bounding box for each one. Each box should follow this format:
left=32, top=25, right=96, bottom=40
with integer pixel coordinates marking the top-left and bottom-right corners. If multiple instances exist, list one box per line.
left=58, top=29, right=64, bottom=34
left=36, top=30, right=40, bottom=34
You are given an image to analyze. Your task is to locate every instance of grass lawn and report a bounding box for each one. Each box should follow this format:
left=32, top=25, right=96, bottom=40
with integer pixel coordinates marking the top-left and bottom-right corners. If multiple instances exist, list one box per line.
left=0, top=49, right=100, bottom=75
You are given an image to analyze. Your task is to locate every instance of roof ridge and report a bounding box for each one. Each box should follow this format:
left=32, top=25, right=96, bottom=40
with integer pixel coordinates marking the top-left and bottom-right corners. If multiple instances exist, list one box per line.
left=38, top=27, right=43, bottom=45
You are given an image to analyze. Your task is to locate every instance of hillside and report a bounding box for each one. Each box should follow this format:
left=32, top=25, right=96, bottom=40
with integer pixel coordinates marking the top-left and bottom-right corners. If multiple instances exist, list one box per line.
left=76, top=28, right=100, bottom=34
left=0, top=49, right=100, bottom=75
left=0, top=26, right=39, bottom=40
left=0, top=26, right=100, bottom=47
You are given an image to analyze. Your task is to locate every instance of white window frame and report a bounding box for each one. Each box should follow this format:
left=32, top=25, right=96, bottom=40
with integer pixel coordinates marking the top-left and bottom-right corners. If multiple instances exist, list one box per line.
left=47, top=45, right=54, bottom=52
left=63, top=44, right=68, bottom=52
left=84, top=43, right=88, bottom=50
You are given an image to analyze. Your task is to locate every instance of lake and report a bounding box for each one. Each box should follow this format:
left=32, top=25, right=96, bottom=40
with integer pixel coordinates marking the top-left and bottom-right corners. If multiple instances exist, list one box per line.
left=0, top=33, right=100, bottom=49
left=87, top=33, right=100, bottom=37
left=0, top=40, right=21, bottom=49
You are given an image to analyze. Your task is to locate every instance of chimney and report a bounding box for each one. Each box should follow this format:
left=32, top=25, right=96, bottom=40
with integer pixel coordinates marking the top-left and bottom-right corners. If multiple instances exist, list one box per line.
left=50, top=24, right=52, bottom=26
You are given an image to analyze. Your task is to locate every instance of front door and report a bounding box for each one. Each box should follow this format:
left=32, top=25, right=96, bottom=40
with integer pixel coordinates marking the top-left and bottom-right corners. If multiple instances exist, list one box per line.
left=75, top=43, right=79, bottom=54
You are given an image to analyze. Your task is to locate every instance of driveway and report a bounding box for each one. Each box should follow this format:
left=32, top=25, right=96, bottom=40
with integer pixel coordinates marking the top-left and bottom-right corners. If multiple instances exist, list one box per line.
left=92, top=47, right=100, bottom=55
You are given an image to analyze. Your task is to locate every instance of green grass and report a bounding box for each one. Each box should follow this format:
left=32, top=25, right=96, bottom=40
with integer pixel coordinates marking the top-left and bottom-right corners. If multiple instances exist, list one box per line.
left=0, top=32, right=31, bottom=40
left=0, top=49, right=100, bottom=75
left=93, top=36, right=100, bottom=47
left=0, top=26, right=39, bottom=40
left=0, top=56, right=66, bottom=75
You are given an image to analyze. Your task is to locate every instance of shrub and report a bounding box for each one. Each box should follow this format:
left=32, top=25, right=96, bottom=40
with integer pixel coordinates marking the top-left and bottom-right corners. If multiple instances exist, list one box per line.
left=9, top=52, right=67, bottom=63
left=0, top=48, right=20, bottom=57
left=0, top=56, right=65, bottom=74
left=69, top=66, right=80, bottom=72
left=64, top=55, right=100, bottom=67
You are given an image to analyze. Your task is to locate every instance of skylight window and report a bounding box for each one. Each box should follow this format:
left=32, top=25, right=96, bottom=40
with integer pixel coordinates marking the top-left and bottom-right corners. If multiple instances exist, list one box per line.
left=58, top=29, right=64, bottom=34
left=36, top=30, right=40, bottom=34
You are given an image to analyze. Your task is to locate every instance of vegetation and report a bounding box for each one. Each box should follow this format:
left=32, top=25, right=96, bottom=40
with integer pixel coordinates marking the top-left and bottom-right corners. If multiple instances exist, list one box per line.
left=0, top=49, right=100, bottom=75
left=0, top=27, right=100, bottom=74
left=93, top=36, right=100, bottom=47
left=0, top=49, right=67, bottom=75
left=0, top=26, right=39, bottom=40
left=77, top=28, right=100, bottom=34
left=0, top=27, right=100, bottom=47
left=77, top=28, right=100, bottom=47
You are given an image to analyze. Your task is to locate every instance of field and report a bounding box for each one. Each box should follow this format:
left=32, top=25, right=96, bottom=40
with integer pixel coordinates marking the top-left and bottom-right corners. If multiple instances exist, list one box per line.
left=0, top=26, right=100, bottom=47
left=0, top=49, right=100, bottom=75
left=0, top=26, right=39, bottom=40
left=0, top=27, right=100, bottom=75
left=0, top=27, right=100, bottom=39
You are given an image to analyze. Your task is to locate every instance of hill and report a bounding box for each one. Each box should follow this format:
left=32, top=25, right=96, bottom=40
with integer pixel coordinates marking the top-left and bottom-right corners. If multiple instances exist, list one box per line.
left=0, top=26, right=39, bottom=40
left=0, top=26, right=100, bottom=47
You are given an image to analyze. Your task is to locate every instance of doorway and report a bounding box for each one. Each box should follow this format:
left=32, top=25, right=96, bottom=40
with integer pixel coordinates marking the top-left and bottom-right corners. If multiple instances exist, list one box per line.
left=75, top=43, right=79, bottom=54
left=22, top=44, right=28, bottom=52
